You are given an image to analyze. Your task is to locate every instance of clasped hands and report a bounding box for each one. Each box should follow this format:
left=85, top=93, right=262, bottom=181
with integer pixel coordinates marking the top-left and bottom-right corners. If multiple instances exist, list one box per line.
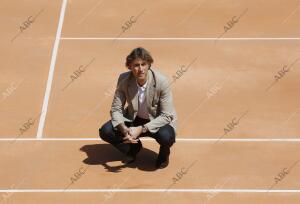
left=118, top=124, right=143, bottom=144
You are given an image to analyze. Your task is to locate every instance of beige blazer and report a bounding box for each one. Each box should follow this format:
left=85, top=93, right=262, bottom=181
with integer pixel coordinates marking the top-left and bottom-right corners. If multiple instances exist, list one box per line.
left=110, top=68, right=177, bottom=133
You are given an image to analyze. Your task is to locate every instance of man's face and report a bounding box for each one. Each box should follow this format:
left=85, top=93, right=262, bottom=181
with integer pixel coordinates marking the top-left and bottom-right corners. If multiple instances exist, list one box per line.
left=129, top=58, right=150, bottom=82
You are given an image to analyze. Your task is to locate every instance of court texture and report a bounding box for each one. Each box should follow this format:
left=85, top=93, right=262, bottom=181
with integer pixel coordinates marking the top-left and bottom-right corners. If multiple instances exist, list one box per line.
left=0, top=0, right=300, bottom=203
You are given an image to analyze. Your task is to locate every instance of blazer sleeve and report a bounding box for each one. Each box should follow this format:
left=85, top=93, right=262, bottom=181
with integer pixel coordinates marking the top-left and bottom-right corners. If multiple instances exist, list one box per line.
left=110, top=75, right=127, bottom=128
left=144, top=77, right=176, bottom=133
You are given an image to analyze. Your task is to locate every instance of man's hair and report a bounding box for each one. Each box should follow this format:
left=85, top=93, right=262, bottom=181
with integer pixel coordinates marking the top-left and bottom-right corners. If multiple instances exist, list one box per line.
left=125, top=47, right=154, bottom=68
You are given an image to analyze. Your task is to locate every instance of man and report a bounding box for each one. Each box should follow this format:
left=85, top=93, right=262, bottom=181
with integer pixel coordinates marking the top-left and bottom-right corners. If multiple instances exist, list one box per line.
left=99, top=47, right=177, bottom=169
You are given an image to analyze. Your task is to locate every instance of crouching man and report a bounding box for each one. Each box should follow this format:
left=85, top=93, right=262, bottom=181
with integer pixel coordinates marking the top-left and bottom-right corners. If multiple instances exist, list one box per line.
left=99, top=47, right=177, bottom=169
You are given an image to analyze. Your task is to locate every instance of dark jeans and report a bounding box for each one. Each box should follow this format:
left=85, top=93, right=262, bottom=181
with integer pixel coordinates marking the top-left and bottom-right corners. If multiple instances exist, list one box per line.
left=99, top=116, right=176, bottom=158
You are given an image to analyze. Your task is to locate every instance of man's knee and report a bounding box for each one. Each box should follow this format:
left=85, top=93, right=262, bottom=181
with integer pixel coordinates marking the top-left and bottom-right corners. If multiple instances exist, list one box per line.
left=155, top=125, right=176, bottom=147
left=99, top=121, right=114, bottom=141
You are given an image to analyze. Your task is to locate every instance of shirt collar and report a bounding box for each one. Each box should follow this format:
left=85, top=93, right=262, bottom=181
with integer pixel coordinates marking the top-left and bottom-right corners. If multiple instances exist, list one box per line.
left=136, top=80, right=148, bottom=89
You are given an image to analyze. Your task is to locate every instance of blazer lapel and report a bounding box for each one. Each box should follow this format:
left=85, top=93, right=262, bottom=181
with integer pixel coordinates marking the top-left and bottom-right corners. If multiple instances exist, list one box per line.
left=146, top=69, right=155, bottom=109
left=128, top=73, right=139, bottom=112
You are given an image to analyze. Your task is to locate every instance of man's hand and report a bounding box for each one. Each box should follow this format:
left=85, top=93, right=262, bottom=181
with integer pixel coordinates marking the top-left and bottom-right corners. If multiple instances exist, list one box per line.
left=117, top=123, right=130, bottom=136
left=129, top=126, right=143, bottom=140
left=122, top=133, right=139, bottom=144
left=117, top=123, right=139, bottom=144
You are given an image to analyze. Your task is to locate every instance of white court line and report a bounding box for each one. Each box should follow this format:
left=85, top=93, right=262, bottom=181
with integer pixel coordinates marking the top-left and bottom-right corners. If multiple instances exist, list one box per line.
left=61, top=37, right=300, bottom=41
left=36, top=0, right=68, bottom=139
left=1, top=138, right=300, bottom=142
left=0, top=188, right=300, bottom=193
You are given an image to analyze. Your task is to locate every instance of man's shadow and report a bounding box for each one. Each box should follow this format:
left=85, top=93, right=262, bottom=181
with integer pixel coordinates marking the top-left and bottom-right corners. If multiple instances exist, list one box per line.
left=80, top=144, right=158, bottom=172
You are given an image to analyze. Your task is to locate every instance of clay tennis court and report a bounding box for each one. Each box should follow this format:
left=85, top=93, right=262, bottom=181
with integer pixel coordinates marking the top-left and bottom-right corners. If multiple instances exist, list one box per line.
left=1, top=0, right=300, bottom=203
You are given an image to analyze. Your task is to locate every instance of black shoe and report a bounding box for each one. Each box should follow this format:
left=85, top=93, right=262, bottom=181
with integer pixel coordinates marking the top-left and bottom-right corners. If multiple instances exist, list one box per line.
left=155, top=146, right=170, bottom=169
left=123, top=155, right=136, bottom=164
left=124, top=140, right=142, bottom=164
left=155, top=155, right=169, bottom=169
